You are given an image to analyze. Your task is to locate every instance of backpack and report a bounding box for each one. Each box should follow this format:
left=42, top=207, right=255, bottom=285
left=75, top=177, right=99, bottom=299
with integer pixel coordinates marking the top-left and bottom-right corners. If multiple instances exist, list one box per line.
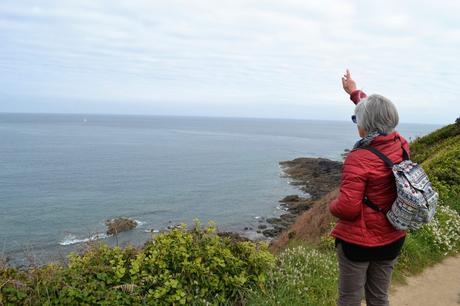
left=362, top=145, right=439, bottom=231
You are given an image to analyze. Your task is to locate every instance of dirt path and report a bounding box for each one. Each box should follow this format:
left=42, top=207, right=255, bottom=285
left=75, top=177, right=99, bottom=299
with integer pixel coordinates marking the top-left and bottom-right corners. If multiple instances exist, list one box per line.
left=389, top=255, right=460, bottom=306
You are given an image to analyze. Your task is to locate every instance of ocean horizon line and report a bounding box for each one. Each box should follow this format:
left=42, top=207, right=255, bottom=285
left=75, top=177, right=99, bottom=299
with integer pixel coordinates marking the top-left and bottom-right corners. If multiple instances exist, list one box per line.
left=0, top=111, right=446, bottom=126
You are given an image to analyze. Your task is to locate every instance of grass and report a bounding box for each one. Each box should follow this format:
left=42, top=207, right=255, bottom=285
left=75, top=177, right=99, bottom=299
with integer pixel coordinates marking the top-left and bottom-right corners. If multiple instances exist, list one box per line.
left=247, top=244, right=338, bottom=306
left=410, top=123, right=460, bottom=163
left=443, top=192, right=460, bottom=213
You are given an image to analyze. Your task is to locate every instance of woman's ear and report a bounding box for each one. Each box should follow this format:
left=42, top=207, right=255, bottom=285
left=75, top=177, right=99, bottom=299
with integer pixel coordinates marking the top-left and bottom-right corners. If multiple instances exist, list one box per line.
left=358, top=126, right=367, bottom=138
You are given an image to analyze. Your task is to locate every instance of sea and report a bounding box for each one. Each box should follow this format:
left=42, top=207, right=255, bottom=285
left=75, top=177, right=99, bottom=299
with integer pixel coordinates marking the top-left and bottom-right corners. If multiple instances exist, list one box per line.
left=0, top=113, right=441, bottom=265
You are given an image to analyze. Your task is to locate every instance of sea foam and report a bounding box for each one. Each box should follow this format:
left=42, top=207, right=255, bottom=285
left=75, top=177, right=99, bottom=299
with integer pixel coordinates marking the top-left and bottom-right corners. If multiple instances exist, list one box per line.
left=59, top=233, right=109, bottom=246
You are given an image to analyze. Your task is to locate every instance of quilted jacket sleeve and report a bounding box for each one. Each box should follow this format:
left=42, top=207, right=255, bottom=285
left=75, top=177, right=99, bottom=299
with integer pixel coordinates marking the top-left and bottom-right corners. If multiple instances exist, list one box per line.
left=329, top=151, right=368, bottom=221
left=350, top=90, right=367, bottom=104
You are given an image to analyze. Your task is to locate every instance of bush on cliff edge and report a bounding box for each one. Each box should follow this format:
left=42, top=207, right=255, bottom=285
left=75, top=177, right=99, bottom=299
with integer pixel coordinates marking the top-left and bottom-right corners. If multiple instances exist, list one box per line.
left=0, top=222, right=275, bottom=305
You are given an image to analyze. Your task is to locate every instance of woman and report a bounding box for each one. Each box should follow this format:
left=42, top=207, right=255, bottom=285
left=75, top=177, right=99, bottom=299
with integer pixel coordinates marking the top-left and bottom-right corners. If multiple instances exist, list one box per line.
left=329, top=70, right=409, bottom=306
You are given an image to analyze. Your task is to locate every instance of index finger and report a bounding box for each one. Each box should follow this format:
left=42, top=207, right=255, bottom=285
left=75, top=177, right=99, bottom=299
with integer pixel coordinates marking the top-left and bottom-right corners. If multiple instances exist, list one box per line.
left=346, top=69, right=351, bottom=78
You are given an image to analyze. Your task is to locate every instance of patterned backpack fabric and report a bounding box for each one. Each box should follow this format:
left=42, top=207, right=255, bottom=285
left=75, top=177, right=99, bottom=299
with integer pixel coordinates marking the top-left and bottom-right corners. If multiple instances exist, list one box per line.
left=362, top=145, right=439, bottom=231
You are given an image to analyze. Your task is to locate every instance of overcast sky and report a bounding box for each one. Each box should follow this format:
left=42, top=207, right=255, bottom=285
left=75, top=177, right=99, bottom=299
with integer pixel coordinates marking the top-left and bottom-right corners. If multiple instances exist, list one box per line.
left=1, top=0, right=459, bottom=124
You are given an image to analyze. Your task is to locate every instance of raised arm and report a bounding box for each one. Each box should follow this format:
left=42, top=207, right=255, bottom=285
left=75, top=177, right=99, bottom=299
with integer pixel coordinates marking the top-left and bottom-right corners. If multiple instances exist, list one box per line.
left=342, top=69, right=367, bottom=104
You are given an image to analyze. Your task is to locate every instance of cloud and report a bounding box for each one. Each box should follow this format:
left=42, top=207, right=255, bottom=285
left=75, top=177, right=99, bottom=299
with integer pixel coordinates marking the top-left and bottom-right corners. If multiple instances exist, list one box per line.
left=0, top=0, right=458, bottom=123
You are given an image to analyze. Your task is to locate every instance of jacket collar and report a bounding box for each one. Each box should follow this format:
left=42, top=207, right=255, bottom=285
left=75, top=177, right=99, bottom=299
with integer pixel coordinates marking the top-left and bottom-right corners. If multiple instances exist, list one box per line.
left=370, top=131, right=401, bottom=147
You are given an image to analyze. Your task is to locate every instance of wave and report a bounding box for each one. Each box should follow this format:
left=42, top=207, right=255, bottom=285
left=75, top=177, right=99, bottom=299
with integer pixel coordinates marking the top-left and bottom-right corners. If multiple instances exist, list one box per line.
left=59, top=233, right=109, bottom=246
left=59, top=219, right=145, bottom=246
left=143, top=229, right=160, bottom=233
left=134, top=219, right=145, bottom=226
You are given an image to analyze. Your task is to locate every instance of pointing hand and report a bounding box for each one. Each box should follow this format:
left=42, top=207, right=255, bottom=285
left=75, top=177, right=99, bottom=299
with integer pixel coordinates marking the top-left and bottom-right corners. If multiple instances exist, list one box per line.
left=342, top=69, right=357, bottom=94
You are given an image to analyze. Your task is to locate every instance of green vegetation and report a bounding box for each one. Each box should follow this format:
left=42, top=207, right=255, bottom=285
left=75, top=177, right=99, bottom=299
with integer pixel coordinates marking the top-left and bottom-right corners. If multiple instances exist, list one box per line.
left=1, top=120, right=459, bottom=305
left=246, top=204, right=460, bottom=305
left=0, top=223, right=274, bottom=305
left=393, top=120, right=460, bottom=274
left=247, top=245, right=338, bottom=306
left=410, top=121, right=460, bottom=210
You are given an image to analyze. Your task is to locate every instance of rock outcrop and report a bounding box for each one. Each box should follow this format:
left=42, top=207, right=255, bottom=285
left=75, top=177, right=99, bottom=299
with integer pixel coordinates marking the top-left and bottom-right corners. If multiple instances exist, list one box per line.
left=105, top=218, right=138, bottom=235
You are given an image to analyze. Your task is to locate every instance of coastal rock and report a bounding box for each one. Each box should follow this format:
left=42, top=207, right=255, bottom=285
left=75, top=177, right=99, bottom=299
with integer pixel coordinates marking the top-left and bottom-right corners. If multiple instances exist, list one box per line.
left=341, top=149, right=351, bottom=159
left=284, top=199, right=313, bottom=214
left=274, top=225, right=287, bottom=231
left=270, top=188, right=340, bottom=251
left=262, top=228, right=282, bottom=237
left=266, top=218, right=284, bottom=225
left=262, top=195, right=316, bottom=238
left=217, top=232, right=250, bottom=242
left=279, top=195, right=301, bottom=202
left=280, top=213, right=296, bottom=222
left=279, top=157, right=342, bottom=200
left=166, top=224, right=182, bottom=230
left=105, top=218, right=138, bottom=235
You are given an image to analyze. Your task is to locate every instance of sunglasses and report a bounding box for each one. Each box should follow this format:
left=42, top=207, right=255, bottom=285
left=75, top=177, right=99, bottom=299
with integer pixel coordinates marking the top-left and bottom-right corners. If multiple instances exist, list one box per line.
left=351, top=115, right=357, bottom=124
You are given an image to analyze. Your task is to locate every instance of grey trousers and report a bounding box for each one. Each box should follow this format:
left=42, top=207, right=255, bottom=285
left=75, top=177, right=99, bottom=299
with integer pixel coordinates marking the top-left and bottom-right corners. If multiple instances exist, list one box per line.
left=336, top=243, right=398, bottom=306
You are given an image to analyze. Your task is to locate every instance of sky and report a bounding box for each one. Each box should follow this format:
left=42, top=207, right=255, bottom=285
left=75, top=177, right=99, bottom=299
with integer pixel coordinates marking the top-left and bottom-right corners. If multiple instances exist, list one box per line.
left=0, top=0, right=459, bottom=124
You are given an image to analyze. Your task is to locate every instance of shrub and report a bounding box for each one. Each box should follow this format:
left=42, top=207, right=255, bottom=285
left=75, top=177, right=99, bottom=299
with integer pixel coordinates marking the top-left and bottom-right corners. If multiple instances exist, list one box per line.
left=422, top=143, right=460, bottom=202
left=127, top=223, right=274, bottom=305
left=0, top=222, right=275, bottom=305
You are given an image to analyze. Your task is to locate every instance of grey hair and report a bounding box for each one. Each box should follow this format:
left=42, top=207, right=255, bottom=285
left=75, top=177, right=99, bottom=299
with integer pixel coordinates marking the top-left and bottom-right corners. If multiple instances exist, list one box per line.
left=354, top=94, right=399, bottom=134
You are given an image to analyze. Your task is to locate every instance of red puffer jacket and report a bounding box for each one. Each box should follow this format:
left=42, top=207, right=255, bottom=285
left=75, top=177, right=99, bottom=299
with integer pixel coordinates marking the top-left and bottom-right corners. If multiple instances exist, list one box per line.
left=329, top=90, right=408, bottom=247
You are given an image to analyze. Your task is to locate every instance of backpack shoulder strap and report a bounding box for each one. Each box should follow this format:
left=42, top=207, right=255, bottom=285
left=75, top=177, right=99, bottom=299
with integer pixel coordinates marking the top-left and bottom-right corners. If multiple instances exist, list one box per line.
left=401, top=146, right=410, bottom=161
left=363, top=197, right=386, bottom=213
left=360, top=146, right=393, bottom=214
left=361, top=146, right=394, bottom=168
left=393, top=135, right=410, bottom=161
